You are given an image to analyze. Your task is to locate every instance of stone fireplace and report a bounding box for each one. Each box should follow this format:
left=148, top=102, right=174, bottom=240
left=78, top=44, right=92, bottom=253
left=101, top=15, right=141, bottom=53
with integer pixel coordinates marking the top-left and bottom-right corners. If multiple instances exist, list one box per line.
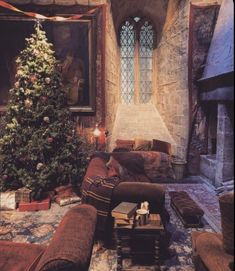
left=199, top=0, right=234, bottom=187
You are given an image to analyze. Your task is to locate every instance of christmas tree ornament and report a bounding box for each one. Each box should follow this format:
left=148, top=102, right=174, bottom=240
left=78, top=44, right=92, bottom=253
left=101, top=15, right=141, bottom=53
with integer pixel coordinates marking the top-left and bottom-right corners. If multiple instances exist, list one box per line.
left=2, top=175, right=8, bottom=181
left=45, top=77, right=51, bottom=84
left=24, top=99, right=33, bottom=108
left=33, top=49, right=39, bottom=55
left=41, top=96, right=48, bottom=102
left=25, top=89, right=33, bottom=95
left=43, top=116, right=50, bottom=123
left=15, top=82, right=20, bottom=88
left=17, top=70, right=23, bottom=77
left=47, top=137, right=53, bottom=143
left=36, top=163, right=44, bottom=170
left=31, top=75, right=37, bottom=82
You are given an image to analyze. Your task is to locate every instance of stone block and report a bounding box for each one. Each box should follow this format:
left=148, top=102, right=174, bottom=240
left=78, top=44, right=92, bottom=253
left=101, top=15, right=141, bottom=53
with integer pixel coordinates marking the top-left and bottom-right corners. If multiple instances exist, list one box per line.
left=200, top=155, right=216, bottom=181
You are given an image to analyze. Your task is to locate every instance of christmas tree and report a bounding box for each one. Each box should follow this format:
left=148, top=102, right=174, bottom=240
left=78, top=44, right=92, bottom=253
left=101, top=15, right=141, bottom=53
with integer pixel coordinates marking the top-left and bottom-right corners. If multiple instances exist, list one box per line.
left=0, top=23, right=92, bottom=200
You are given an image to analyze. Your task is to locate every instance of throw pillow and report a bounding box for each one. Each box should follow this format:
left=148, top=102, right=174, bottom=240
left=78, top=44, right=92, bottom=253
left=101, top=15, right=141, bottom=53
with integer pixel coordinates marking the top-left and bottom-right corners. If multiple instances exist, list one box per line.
left=219, top=191, right=234, bottom=255
left=134, top=139, right=151, bottom=151
left=151, top=139, right=172, bottom=155
left=115, top=139, right=135, bottom=151
left=137, top=151, right=175, bottom=180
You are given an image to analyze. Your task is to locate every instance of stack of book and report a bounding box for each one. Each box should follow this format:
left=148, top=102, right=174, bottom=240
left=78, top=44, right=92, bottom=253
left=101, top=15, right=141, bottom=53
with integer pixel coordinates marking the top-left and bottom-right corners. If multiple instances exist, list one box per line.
left=112, top=202, right=138, bottom=227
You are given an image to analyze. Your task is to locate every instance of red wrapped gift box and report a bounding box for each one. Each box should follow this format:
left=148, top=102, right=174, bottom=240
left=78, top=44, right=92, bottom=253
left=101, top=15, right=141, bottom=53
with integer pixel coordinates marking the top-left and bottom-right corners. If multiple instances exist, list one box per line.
left=19, top=197, right=51, bottom=212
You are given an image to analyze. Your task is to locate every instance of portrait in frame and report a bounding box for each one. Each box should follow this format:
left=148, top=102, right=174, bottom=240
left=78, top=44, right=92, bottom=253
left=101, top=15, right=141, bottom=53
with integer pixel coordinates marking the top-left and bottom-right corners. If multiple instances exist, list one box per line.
left=0, top=14, right=97, bottom=113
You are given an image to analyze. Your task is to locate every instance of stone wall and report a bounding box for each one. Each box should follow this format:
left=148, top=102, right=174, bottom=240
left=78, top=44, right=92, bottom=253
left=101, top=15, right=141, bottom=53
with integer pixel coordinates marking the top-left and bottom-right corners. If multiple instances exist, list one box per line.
left=155, top=0, right=221, bottom=160
left=155, top=0, right=189, bottom=160
left=104, top=2, right=119, bottom=139
left=215, top=103, right=234, bottom=186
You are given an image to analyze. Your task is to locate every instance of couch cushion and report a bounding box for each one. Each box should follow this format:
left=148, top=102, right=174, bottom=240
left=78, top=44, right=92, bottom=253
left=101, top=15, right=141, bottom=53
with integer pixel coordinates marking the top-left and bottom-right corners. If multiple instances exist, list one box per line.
left=0, top=241, right=45, bottom=271
left=135, top=151, right=175, bottom=180
left=151, top=139, right=172, bottom=155
left=192, top=231, right=233, bottom=271
left=35, top=205, right=97, bottom=271
left=113, top=182, right=165, bottom=205
left=219, top=191, right=234, bottom=255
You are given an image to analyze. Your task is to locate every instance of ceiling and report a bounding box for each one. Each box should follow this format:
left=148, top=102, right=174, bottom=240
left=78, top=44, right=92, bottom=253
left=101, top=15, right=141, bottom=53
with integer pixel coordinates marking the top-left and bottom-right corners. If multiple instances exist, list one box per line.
left=110, top=0, right=169, bottom=42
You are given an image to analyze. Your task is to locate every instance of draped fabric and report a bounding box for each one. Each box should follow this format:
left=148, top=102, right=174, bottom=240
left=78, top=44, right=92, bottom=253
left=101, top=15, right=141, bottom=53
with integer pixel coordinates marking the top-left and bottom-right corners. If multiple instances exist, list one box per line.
left=81, top=175, right=120, bottom=232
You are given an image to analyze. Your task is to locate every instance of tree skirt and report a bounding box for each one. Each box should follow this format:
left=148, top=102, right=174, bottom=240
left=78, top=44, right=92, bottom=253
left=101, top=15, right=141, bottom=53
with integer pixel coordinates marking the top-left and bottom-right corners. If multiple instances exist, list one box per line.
left=0, top=183, right=220, bottom=271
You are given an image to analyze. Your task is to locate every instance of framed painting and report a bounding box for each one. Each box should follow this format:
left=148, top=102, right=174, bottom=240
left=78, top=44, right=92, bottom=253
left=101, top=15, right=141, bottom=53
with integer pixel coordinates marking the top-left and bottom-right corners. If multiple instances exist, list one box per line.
left=0, top=14, right=97, bottom=113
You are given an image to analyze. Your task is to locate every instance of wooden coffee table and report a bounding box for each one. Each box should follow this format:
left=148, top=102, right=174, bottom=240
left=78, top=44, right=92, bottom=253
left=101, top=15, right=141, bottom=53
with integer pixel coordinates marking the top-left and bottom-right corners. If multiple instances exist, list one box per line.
left=114, top=215, right=164, bottom=271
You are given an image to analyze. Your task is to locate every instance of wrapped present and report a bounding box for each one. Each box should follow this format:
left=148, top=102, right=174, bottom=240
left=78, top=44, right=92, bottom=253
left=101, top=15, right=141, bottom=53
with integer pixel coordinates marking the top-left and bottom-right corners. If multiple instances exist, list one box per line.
left=15, top=187, right=32, bottom=203
left=55, top=194, right=81, bottom=207
left=19, top=197, right=51, bottom=212
left=54, top=184, right=73, bottom=196
left=0, top=191, right=16, bottom=210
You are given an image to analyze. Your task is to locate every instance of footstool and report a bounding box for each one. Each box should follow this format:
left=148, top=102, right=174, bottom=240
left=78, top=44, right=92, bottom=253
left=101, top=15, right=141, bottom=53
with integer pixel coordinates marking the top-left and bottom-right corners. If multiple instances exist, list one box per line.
left=169, top=191, right=204, bottom=228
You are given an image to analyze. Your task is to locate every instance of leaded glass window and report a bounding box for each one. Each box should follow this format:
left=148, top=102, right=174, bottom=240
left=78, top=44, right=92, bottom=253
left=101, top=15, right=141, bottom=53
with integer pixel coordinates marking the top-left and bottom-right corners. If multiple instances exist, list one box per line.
left=120, top=18, right=155, bottom=104
left=139, top=21, right=154, bottom=103
left=120, top=20, right=135, bottom=104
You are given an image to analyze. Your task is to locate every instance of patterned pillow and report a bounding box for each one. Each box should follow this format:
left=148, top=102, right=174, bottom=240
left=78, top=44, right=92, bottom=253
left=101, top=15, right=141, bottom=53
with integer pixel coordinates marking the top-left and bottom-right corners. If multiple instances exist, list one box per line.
left=134, top=139, right=151, bottom=151
left=115, top=139, right=135, bottom=151
left=151, top=139, right=172, bottom=155
left=135, top=151, right=175, bottom=180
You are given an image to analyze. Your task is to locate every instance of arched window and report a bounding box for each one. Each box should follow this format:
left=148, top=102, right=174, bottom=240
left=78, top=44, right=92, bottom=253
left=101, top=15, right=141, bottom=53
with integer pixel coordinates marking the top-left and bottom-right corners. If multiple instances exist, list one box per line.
left=120, top=17, right=155, bottom=104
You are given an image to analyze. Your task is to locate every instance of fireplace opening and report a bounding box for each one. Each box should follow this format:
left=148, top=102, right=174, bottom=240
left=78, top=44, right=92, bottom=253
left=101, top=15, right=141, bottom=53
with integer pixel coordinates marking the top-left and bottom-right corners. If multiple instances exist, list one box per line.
left=207, top=103, right=217, bottom=155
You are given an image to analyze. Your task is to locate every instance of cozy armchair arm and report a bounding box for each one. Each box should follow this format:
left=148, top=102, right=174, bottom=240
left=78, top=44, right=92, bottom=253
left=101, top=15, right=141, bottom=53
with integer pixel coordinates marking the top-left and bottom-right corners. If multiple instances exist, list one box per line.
left=35, top=204, right=97, bottom=271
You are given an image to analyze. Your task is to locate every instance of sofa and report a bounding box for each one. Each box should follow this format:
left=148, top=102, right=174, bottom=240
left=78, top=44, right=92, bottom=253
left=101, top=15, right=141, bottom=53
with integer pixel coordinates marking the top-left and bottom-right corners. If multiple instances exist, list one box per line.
left=81, top=151, right=171, bottom=242
left=192, top=191, right=234, bottom=271
left=0, top=204, right=97, bottom=271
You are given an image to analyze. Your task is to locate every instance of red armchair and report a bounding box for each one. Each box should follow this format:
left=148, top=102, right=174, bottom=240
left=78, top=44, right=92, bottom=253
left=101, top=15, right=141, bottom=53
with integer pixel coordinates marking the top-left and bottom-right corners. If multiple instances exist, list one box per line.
left=0, top=204, right=97, bottom=271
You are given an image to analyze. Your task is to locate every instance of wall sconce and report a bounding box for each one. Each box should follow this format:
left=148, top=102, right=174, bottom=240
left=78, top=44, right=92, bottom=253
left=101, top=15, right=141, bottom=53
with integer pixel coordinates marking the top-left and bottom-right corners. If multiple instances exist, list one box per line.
left=93, top=123, right=101, bottom=150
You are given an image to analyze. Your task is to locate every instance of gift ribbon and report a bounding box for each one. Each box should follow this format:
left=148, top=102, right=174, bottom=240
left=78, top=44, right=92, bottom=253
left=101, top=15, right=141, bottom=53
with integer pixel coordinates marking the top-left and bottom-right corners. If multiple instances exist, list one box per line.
left=0, top=0, right=101, bottom=21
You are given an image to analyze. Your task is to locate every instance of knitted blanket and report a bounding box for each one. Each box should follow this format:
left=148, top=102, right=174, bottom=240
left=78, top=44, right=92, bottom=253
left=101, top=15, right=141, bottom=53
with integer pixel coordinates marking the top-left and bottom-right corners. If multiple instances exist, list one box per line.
left=81, top=175, right=120, bottom=231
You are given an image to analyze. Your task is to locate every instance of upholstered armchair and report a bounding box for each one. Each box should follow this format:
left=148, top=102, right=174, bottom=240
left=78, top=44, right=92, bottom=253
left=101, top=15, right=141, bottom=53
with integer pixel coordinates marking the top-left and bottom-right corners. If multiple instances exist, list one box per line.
left=192, top=192, right=234, bottom=271
left=0, top=204, right=97, bottom=271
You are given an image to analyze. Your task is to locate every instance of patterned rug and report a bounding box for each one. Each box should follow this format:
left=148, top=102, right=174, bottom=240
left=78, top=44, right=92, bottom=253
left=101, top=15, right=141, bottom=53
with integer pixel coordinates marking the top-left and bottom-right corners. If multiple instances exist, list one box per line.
left=0, top=183, right=220, bottom=271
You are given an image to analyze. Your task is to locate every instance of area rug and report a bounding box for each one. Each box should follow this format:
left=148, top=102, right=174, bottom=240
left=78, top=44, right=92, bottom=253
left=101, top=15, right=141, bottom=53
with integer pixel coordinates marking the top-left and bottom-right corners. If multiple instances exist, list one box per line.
left=0, top=183, right=220, bottom=271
